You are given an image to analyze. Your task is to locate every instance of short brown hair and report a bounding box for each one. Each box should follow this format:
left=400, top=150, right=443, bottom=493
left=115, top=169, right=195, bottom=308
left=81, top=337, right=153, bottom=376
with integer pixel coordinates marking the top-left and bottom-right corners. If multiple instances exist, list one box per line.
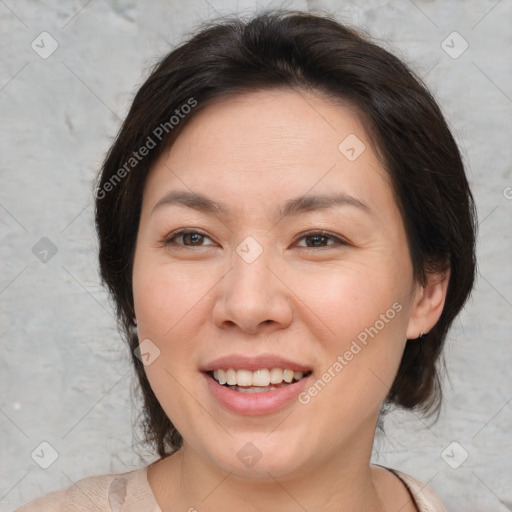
left=95, top=10, right=477, bottom=459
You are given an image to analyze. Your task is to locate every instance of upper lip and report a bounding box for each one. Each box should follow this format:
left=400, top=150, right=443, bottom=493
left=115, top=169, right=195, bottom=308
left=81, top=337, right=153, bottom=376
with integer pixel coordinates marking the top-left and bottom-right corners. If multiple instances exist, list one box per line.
left=200, top=354, right=312, bottom=372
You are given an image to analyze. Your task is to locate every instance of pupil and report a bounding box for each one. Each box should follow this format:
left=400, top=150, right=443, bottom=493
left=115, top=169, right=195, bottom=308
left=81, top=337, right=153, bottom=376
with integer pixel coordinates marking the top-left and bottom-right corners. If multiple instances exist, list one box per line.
left=309, top=235, right=326, bottom=247
left=185, top=233, right=202, bottom=245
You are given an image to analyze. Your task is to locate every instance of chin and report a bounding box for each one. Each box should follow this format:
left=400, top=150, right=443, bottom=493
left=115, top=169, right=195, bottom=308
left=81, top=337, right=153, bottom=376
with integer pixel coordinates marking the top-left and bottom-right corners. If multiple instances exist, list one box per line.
left=197, top=431, right=313, bottom=480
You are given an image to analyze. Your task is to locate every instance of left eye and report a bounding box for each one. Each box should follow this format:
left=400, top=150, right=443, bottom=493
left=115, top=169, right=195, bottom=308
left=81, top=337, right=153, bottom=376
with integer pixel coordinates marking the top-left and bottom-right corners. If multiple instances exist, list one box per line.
left=294, top=231, right=346, bottom=248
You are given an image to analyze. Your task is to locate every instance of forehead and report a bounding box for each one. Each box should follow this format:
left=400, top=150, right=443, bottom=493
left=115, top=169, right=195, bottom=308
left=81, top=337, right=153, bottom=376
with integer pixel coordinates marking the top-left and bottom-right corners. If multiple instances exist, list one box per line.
left=143, top=89, right=395, bottom=218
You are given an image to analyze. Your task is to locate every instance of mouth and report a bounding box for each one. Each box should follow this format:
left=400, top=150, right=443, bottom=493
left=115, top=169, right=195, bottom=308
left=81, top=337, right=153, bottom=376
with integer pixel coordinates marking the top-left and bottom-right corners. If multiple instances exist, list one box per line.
left=202, top=364, right=313, bottom=415
left=206, top=368, right=313, bottom=394
left=200, top=354, right=313, bottom=414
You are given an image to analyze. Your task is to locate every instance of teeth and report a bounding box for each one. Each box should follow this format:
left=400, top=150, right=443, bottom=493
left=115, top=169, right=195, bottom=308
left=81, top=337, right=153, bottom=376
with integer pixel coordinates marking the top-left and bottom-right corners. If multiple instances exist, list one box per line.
left=252, top=369, right=270, bottom=386
left=237, top=369, right=253, bottom=387
left=269, top=368, right=283, bottom=384
left=216, top=369, right=227, bottom=385
left=283, top=369, right=294, bottom=383
left=212, top=368, right=307, bottom=387
left=233, top=385, right=278, bottom=393
left=226, top=369, right=237, bottom=386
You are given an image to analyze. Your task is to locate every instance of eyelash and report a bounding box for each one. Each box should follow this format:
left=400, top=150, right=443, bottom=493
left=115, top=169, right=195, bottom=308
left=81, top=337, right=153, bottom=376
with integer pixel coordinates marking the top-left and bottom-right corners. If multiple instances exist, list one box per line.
left=162, top=229, right=348, bottom=250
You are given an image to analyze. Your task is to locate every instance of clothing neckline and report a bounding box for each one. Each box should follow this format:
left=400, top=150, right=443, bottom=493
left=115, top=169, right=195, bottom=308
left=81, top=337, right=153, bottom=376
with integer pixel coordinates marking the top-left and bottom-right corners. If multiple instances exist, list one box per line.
left=374, top=464, right=421, bottom=512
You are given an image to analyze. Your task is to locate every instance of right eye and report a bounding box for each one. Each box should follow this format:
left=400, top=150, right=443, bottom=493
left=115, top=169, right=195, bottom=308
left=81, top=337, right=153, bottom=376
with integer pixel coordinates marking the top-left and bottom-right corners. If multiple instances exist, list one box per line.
left=163, top=229, right=217, bottom=247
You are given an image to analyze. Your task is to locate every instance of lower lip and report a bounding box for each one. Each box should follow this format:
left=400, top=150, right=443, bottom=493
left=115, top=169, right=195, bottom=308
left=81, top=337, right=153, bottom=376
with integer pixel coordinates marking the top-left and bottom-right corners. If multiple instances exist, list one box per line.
left=203, top=372, right=311, bottom=415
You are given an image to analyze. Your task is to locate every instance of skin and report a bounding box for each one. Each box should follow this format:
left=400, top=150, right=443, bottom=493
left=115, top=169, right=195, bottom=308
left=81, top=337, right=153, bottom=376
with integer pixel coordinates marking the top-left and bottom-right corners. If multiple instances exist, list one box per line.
left=132, top=89, right=449, bottom=512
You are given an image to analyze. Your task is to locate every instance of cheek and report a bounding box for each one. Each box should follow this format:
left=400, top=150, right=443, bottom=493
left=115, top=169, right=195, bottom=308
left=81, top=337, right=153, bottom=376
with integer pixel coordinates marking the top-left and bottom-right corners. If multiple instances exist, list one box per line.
left=133, top=252, right=214, bottom=339
left=291, top=258, right=408, bottom=341
left=132, top=259, right=212, bottom=439
left=292, top=263, right=410, bottom=416
left=132, top=253, right=216, bottom=388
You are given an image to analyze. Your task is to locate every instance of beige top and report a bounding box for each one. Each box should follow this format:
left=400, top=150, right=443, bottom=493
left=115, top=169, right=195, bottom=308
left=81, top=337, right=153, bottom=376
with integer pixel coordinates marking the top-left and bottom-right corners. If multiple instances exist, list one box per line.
left=14, top=465, right=447, bottom=512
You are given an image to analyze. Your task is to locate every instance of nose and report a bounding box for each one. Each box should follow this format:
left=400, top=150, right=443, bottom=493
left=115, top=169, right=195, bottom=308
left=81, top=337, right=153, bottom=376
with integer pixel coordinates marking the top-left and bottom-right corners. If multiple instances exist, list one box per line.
left=211, top=244, right=293, bottom=335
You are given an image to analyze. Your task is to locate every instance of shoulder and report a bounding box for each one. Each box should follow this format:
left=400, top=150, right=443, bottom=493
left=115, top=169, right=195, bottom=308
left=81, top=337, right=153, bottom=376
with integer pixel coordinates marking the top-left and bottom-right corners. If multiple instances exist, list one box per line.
left=14, top=465, right=161, bottom=512
left=390, top=468, right=447, bottom=512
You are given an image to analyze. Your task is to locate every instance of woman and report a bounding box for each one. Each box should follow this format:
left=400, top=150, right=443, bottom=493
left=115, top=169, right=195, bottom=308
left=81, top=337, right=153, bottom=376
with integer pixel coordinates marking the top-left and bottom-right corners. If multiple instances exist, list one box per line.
left=17, top=9, right=476, bottom=512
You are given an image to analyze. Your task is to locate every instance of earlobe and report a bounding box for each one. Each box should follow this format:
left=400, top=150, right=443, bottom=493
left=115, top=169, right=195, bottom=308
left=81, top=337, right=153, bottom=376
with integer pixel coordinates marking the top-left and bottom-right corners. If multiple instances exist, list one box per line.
left=406, top=268, right=450, bottom=340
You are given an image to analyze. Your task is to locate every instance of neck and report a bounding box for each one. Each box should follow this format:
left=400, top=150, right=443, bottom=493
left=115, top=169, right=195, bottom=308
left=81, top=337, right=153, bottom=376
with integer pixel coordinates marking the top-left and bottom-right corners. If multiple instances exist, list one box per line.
left=150, top=440, right=386, bottom=512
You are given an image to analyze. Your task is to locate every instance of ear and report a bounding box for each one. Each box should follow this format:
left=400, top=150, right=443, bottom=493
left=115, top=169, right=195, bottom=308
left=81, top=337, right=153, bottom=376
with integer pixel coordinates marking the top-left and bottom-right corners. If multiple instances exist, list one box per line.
left=405, top=268, right=450, bottom=340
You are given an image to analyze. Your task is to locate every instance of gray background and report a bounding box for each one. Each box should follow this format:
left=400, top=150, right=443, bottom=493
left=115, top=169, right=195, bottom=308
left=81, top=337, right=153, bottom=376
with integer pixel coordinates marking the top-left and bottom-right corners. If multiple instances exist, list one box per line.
left=1, top=0, right=511, bottom=510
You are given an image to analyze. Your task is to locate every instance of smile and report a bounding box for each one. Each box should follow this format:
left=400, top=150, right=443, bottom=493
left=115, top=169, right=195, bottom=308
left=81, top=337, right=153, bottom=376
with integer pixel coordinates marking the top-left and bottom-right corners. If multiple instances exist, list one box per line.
left=203, top=369, right=312, bottom=415
left=211, top=368, right=309, bottom=390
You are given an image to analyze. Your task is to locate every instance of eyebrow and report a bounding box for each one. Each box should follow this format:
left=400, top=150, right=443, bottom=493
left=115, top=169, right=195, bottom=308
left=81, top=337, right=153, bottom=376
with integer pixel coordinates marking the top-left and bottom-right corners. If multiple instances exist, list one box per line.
left=151, top=190, right=372, bottom=221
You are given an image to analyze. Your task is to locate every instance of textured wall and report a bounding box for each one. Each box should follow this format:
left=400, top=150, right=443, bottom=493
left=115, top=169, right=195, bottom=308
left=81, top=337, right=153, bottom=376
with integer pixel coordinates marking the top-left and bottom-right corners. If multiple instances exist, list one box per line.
left=1, top=1, right=511, bottom=510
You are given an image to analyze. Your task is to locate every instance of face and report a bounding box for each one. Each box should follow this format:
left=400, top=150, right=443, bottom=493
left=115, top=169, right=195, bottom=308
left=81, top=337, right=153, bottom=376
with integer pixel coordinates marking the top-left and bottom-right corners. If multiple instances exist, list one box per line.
left=132, top=89, right=425, bottom=478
